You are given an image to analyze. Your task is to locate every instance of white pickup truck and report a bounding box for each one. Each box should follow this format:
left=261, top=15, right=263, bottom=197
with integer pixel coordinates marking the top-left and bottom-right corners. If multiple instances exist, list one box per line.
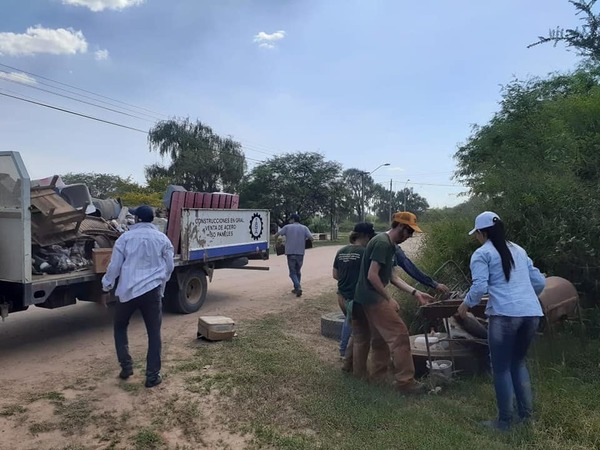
left=0, top=151, right=270, bottom=320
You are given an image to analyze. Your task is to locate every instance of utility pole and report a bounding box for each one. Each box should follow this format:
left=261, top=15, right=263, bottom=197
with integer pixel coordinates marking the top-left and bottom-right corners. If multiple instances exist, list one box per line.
left=360, top=172, right=365, bottom=222
left=389, top=179, right=393, bottom=223
left=403, top=179, right=410, bottom=212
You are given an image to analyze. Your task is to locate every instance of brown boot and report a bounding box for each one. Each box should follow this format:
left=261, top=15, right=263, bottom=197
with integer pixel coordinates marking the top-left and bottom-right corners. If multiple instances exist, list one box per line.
left=341, top=357, right=353, bottom=373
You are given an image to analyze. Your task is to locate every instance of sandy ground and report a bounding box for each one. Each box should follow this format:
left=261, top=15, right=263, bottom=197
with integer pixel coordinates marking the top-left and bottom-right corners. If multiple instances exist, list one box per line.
left=0, top=236, right=422, bottom=449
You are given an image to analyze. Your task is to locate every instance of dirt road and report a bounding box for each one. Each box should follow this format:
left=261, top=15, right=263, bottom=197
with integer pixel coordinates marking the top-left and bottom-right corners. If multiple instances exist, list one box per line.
left=0, top=246, right=341, bottom=388
left=0, top=237, right=422, bottom=449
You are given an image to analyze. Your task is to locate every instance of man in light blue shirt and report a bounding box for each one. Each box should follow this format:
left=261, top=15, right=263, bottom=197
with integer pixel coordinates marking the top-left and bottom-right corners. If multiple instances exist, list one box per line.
left=102, top=205, right=174, bottom=388
left=275, top=213, right=313, bottom=297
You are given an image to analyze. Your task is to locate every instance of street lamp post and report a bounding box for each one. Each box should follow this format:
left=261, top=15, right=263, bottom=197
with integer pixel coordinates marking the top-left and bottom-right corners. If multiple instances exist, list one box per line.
left=389, top=179, right=393, bottom=223
left=403, top=179, right=410, bottom=212
left=360, top=163, right=390, bottom=221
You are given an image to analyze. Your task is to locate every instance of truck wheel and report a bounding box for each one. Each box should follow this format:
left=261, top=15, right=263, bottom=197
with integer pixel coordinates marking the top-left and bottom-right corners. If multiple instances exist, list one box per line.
left=167, top=268, right=207, bottom=314
left=321, top=311, right=345, bottom=340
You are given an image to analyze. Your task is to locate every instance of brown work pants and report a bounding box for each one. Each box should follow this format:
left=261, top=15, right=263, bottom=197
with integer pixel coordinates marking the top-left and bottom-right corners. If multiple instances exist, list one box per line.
left=358, top=300, right=416, bottom=387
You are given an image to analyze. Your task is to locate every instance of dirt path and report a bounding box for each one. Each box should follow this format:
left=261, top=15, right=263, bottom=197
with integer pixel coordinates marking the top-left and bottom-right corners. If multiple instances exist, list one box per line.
left=0, top=236, right=423, bottom=449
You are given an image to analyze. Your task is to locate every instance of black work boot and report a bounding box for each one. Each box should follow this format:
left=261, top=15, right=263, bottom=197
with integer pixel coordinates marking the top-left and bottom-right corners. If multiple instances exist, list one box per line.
left=119, top=368, right=133, bottom=380
left=145, top=374, right=162, bottom=388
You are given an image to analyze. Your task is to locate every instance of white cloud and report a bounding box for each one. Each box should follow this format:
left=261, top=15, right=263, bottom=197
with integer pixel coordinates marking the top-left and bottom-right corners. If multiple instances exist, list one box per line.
left=254, top=30, right=286, bottom=49
left=0, top=71, right=37, bottom=85
left=94, top=49, right=109, bottom=61
left=0, top=26, right=88, bottom=56
left=61, top=0, right=145, bottom=12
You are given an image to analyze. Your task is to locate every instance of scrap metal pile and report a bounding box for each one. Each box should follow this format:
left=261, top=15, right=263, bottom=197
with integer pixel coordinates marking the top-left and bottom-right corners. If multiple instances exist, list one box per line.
left=30, top=176, right=129, bottom=275
left=413, top=261, right=581, bottom=377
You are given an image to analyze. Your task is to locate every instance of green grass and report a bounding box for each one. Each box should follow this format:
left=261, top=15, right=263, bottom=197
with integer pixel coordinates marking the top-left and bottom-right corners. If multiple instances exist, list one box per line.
left=132, top=428, right=166, bottom=450
left=118, top=380, right=143, bottom=393
left=176, top=292, right=600, bottom=450
left=0, top=405, right=27, bottom=417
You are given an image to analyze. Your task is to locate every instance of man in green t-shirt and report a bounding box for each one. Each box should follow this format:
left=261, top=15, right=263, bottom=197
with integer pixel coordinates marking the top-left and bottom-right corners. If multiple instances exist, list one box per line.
left=353, top=211, right=434, bottom=393
left=332, top=222, right=375, bottom=367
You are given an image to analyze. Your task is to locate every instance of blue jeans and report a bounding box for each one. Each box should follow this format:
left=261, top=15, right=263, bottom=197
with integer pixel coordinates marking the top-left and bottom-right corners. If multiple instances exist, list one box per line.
left=114, top=286, right=162, bottom=379
left=340, top=317, right=352, bottom=356
left=488, top=315, right=539, bottom=424
left=286, top=254, right=304, bottom=291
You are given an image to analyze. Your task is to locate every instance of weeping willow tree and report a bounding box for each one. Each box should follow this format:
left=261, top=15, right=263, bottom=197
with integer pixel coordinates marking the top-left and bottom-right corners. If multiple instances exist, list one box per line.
left=146, top=118, right=246, bottom=193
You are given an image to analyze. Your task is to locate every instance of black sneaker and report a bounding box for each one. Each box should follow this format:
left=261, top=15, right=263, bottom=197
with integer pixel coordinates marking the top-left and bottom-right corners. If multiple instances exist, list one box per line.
left=291, top=289, right=297, bottom=294
left=296, top=289, right=302, bottom=297
left=118, top=368, right=133, bottom=380
left=145, top=374, right=162, bottom=388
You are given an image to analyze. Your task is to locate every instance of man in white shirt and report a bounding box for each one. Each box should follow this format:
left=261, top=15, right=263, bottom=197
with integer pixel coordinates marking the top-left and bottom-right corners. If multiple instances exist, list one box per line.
left=102, top=205, right=175, bottom=388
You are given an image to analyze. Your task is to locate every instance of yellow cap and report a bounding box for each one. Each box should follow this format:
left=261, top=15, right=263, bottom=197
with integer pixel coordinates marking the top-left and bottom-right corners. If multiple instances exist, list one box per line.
left=392, top=211, right=423, bottom=233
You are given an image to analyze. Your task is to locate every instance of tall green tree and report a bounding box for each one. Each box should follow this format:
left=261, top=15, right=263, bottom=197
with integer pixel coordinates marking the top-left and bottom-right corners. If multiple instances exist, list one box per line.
left=372, top=186, right=429, bottom=222
left=147, top=118, right=246, bottom=193
left=454, top=68, right=600, bottom=300
left=341, top=169, right=369, bottom=220
left=61, top=173, right=138, bottom=198
left=529, top=0, right=600, bottom=63
left=340, top=168, right=391, bottom=220
left=238, top=152, right=341, bottom=226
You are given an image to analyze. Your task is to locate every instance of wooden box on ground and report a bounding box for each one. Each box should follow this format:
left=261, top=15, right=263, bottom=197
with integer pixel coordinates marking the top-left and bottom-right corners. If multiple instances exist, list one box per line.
left=197, top=316, right=236, bottom=341
left=92, top=248, right=113, bottom=273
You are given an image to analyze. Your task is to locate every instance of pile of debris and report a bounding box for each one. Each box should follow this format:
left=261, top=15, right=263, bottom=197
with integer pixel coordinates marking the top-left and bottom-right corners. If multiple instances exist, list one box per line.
left=30, top=176, right=124, bottom=275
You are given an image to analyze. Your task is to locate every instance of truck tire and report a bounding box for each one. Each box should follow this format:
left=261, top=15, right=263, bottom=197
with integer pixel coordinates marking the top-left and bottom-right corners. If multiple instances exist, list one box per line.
left=166, top=268, right=207, bottom=314
left=321, top=311, right=345, bottom=340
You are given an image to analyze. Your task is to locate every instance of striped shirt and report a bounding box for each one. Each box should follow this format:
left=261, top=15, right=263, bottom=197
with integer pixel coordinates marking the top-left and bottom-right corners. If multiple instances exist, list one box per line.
left=102, top=223, right=175, bottom=302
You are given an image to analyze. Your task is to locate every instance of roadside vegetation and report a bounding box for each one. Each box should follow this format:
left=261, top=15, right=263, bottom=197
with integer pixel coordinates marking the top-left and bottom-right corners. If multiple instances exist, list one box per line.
left=3, top=290, right=599, bottom=449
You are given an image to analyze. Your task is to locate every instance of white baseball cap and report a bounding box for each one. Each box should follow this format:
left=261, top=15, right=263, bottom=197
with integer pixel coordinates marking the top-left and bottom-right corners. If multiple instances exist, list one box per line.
left=469, top=211, right=500, bottom=235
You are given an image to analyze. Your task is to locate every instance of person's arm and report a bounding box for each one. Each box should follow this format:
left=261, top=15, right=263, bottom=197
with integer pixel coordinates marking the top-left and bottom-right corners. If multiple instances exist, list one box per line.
left=390, top=271, right=436, bottom=305
left=332, top=252, right=339, bottom=280
left=395, top=246, right=438, bottom=289
left=305, top=226, right=314, bottom=241
left=160, top=239, right=175, bottom=296
left=275, top=226, right=286, bottom=237
left=102, top=239, right=125, bottom=292
left=458, top=251, right=489, bottom=317
left=527, top=256, right=546, bottom=295
left=367, top=260, right=393, bottom=302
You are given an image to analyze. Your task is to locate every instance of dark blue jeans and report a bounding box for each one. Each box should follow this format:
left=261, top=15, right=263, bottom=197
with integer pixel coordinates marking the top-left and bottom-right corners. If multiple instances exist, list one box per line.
left=286, top=254, right=304, bottom=291
left=114, top=286, right=162, bottom=379
left=488, top=315, right=540, bottom=424
left=340, top=317, right=352, bottom=356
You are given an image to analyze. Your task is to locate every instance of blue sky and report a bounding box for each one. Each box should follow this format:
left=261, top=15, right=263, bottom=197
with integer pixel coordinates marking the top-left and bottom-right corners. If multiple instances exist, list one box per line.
left=0, top=0, right=582, bottom=207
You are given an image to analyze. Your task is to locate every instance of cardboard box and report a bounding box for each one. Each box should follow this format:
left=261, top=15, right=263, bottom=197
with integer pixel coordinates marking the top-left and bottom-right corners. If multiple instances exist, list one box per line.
left=197, top=316, right=236, bottom=341
left=92, top=248, right=113, bottom=274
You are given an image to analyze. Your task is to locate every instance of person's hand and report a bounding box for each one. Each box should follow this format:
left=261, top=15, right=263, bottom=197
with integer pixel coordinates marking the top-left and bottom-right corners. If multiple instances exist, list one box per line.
left=435, top=283, right=450, bottom=294
left=457, top=302, right=469, bottom=319
left=416, top=291, right=435, bottom=306
left=392, top=300, right=400, bottom=312
left=99, top=292, right=110, bottom=307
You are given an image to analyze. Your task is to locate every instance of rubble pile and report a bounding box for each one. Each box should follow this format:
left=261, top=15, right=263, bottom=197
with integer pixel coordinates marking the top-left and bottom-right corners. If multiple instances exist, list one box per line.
left=32, top=242, right=92, bottom=275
